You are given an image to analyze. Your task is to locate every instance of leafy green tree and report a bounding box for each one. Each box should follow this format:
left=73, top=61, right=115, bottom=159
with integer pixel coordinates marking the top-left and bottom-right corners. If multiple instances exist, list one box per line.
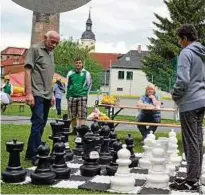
left=142, top=0, right=205, bottom=92
left=54, top=39, right=103, bottom=90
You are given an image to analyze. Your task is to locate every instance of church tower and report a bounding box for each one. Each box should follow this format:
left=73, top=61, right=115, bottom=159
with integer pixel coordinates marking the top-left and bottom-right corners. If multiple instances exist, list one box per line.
left=81, top=8, right=96, bottom=52
left=31, top=12, right=60, bottom=45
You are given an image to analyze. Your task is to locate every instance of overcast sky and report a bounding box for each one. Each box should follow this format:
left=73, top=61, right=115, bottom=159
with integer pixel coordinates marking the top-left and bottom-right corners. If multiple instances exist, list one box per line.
left=1, top=0, right=169, bottom=53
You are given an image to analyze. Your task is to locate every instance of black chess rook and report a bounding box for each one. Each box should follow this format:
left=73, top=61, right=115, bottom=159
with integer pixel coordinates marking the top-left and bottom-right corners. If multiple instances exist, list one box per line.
left=2, top=139, right=27, bottom=183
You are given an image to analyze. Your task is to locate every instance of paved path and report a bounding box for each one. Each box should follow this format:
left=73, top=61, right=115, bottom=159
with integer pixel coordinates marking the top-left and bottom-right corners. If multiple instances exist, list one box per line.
left=1, top=115, right=181, bottom=133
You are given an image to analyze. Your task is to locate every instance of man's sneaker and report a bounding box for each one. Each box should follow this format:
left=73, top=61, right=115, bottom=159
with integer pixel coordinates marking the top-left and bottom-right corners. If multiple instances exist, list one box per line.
left=169, top=180, right=199, bottom=191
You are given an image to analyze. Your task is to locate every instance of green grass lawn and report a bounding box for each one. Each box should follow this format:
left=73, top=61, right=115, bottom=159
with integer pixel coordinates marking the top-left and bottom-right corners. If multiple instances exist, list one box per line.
left=1, top=124, right=183, bottom=194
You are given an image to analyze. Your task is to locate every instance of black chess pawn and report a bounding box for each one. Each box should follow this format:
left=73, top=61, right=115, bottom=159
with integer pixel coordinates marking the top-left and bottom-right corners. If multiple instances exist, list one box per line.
left=51, top=137, right=71, bottom=179
left=73, top=125, right=89, bottom=156
left=30, top=142, right=56, bottom=185
left=2, top=139, right=27, bottom=183
left=99, top=123, right=113, bottom=165
left=106, top=138, right=122, bottom=176
left=80, top=129, right=101, bottom=177
left=125, top=134, right=138, bottom=168
left=109, top=128, right=117, bottom=152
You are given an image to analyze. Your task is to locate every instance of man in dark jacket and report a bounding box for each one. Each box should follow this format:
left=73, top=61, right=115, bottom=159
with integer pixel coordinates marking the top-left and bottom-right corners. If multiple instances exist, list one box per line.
left=170, top=24, right=205, bottom=191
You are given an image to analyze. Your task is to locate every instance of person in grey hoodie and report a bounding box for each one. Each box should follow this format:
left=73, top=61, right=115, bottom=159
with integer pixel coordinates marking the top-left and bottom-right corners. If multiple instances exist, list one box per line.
left=170, top=24, right=205, bottom=191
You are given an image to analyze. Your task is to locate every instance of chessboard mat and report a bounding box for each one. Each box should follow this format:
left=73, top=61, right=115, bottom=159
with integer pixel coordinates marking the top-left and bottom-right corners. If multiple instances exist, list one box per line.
left=1, top=153, right=204, bottom=195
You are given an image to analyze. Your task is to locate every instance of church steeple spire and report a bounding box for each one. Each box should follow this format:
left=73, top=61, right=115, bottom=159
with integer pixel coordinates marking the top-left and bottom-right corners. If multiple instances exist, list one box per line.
left=81, top=7, right=96, bottom=52
left=86, top=7, right=92, bottom=31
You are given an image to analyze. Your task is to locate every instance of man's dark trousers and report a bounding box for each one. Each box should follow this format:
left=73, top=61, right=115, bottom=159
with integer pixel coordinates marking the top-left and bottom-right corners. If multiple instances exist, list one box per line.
left=180, top=107, right=205, bottom=183
left=25, top=96, right=51, bottom=159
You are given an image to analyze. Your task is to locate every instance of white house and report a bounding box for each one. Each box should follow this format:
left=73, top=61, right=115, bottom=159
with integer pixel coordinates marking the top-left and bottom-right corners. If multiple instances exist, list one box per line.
left=109, top=46, right=169, bottom=97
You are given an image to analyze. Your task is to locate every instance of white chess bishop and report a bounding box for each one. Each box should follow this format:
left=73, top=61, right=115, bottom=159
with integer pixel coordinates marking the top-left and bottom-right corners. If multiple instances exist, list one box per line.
left=110, top=144, right=135, bottom=192
left=146, top=143, right=170, bottom=189
left=166, top=137, right=178, bottom=176
left=139, top=136, right=155, bottom=169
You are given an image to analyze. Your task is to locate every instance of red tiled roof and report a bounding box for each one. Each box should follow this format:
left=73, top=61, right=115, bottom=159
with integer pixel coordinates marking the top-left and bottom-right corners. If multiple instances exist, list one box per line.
left=1, top=57, right=25, bottom=67
left=1, top=47, right=27, bottom=56
left=89, top=52, right=122, bottom=70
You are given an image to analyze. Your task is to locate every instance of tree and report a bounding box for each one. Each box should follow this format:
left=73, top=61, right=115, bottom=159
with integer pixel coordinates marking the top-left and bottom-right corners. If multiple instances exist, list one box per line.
left=142, top=0, right=205, bottom=92
left=54, top=39, right=103, bottom=90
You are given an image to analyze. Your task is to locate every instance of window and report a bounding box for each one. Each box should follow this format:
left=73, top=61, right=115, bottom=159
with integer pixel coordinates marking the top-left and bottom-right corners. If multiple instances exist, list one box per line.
left=127, top=71, right=133, bottom=80
left=126, top=57, right=130, bottom=61
left=118, top=71, right=124, bottom=79
left=117, top=88, right=123, bottom=91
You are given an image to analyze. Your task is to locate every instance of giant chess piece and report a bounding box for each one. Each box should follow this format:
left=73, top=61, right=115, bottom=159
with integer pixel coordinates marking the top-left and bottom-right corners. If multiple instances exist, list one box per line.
left=91, top=121, right=101, bottom=151
left=106, top=138, right=122, bottom=176
left=166, top=136, right=177, bottom=176
left=110, top=145, right=135, bottom=192
left=167, top=130, right=181, bottom=167
left=80, top=129, right=101, bottom=177
left=109, top=128, right=117, bottom=152
left=31, top=142, right=56, bottom=185
left=56, top=114, right=73, bottom=161
left=51, top=137, right=71, bottom=179
left=73, top=125, right=89, bottom=156
left=99, top=123, right=113, bottom=165
left=49, top=121, right=64, bottom=163
left=138, top=136, right=155, bottom=169
left=125, top=134, right=138, bottom=167
left=146, top=143, right=170, bottom=188
left=2, top=139, right=27, bottom=183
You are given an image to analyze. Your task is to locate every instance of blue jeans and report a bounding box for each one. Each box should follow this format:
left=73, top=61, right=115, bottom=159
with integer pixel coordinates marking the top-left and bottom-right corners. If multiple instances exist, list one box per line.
left=137, top=113, right=161, bottom=140
left=55, top=98, right=61, bottom=116
left=25, top=96, right=51, bottom=159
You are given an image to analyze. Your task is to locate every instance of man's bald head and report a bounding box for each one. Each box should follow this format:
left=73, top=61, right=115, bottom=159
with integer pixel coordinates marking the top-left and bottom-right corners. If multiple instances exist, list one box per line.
left=44, top=30, right=60, bottom=52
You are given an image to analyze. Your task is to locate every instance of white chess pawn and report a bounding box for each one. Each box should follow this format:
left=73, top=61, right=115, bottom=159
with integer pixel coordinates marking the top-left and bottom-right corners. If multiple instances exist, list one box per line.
left=146, top=143, right=170, bottom=189
left=110, top=144, right=135, bottom=192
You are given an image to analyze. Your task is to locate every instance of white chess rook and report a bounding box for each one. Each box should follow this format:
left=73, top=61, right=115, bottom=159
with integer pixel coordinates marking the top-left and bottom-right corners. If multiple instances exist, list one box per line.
left=146, top=143, right=170, bottom=189
left=110, top=144, right=135, bottom=192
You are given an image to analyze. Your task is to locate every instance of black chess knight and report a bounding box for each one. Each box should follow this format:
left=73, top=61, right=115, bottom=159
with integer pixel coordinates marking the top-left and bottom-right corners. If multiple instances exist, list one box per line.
left=2, top=139, right=27, bottom=183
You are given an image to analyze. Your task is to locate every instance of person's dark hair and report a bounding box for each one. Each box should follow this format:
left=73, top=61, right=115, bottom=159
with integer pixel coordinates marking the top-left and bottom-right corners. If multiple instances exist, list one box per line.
left=177, top=24, right=198, bottom=42
left=74, top=57, right=83, bottom=62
